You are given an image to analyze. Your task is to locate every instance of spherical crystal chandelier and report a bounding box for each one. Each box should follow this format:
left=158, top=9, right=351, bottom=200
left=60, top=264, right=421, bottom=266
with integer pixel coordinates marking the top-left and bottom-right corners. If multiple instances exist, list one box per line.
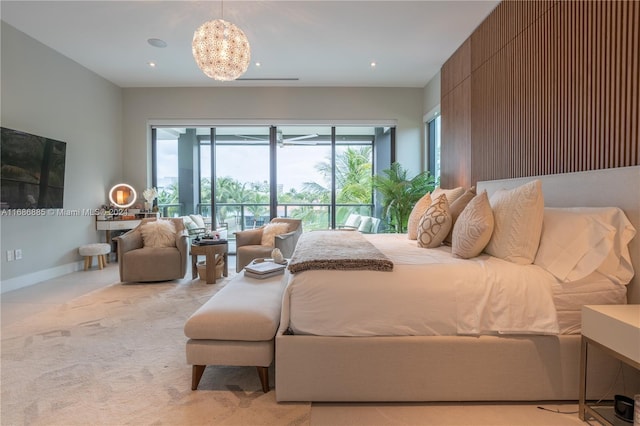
left=192, top=18, right=251, bottom=81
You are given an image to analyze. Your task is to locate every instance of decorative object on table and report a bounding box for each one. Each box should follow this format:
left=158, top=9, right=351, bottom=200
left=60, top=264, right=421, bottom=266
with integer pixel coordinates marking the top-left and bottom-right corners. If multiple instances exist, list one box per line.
left=271, top=248, right=285, bottom=264
left=109, top=183, right=137, bottom=209
left=192, top=1, right=250, bottom=81
left=142, top=187, right=158, bottom=211
left=244, top=259, right=287, bottom=279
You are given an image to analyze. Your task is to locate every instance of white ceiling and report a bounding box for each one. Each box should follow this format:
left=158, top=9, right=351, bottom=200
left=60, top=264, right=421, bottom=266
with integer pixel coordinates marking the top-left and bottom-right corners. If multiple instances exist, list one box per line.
left=1, top=0, right=499, bottom=88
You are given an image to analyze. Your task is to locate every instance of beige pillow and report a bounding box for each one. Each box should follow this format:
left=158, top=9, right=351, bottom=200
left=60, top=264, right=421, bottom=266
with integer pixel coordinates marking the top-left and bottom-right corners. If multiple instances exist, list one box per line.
left=431, top=186, right=465, bottom=205
left=452, top=191, right=494, bottom=259
left=261, top=222, right=290, bottom=246
left=484, top=180, right=544, bottom=264
left=417, top=195, right=452, bottom=248
left=407, top=192, right=432, bottom=240
left=444, top=187, right=476, bottom=244
left=141, top=220, right=176, bottom=248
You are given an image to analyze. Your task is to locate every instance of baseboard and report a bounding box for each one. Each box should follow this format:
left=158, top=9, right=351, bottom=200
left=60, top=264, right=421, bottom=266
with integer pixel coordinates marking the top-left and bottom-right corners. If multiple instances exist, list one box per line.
left=0, top=261, right=84, bottom=294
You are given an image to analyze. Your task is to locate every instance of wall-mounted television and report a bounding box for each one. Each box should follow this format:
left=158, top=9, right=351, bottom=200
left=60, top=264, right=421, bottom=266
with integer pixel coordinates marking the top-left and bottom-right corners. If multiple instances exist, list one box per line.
left=1, top=127, right=67, bottom=209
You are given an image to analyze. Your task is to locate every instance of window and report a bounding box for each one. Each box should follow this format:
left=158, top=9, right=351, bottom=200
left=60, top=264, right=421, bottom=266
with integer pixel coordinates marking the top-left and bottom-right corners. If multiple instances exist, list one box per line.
left=152, top=123, right=393, bottom=251
left=426, top=114, right=441, bottom=180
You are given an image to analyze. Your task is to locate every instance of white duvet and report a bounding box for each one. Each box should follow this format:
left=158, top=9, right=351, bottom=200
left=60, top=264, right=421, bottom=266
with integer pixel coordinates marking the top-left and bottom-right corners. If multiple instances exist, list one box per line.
left=282, top=233, right=562, bottom=336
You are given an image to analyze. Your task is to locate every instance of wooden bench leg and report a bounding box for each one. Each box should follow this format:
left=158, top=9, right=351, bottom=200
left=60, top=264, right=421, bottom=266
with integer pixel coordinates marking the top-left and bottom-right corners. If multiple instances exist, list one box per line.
left=192, top=365, right=206, bottom=390
left=257, top=366, right=269, bottom=393
left=84, top=256, right=91, bottom=271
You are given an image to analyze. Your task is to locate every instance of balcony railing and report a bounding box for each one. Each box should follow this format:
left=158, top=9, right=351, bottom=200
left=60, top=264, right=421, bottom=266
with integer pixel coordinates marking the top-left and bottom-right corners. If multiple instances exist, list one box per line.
left=158, top=202, right=375, bottom=236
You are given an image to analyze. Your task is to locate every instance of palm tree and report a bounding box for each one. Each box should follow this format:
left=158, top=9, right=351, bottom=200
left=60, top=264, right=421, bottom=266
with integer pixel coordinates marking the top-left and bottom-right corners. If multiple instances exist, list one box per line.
left=372, top=162, right=436, bottom=233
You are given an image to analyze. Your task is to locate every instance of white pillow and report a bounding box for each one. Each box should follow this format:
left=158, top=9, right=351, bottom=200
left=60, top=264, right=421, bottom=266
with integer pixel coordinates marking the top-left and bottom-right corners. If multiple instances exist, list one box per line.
left=452, top=191, right=494, bottom=259
left=484, top=180, right=544, bottom=264
left=407, top=192, right=432, bottom=240
left=417, top=195, right=451, bottom=248
left=535, top=207, right=636, bottom=284
left=358, top=216, right=373, bottom=233
left=261, top=222, right=290, bottom=246
left=344, top=214, right=362, bottom=228
left=189, top=214, right=206, bottom=229
left=141, top=220, right=177, bottom=248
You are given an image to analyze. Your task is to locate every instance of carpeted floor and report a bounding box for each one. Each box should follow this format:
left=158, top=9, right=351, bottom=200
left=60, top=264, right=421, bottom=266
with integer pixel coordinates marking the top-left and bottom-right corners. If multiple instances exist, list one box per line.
left=2, top=266, right=589, bottom=426
left=1, top=276, right=310, bottom=426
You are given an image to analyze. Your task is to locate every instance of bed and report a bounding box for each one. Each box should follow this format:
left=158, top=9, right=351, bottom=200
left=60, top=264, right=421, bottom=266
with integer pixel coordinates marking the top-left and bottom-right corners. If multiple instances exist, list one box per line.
left=275, top=166, right=640, bottom=402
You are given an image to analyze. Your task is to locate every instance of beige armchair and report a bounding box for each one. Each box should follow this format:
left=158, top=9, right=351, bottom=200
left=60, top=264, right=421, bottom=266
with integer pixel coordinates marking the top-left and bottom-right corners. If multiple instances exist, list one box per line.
left=116, top=217, right=189, bottom=282
left=235, top=218, right=302, bottom=272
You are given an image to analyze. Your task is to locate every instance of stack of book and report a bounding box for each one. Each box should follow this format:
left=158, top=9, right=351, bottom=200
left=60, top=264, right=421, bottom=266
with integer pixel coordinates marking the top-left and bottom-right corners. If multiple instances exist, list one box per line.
left=194, top=238, right=227, bottom=246
left=244, top=260, right=287, bottom=279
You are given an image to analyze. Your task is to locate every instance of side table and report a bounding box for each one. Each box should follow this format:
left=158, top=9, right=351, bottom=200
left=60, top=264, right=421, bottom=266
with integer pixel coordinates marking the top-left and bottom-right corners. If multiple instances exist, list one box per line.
left=191, top=242, right=229, bottom=284
left=579, top=304, right=640, bottom=425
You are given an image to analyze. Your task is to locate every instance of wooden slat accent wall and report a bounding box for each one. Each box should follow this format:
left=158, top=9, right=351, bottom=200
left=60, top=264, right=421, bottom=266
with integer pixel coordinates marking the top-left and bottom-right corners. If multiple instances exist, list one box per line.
left=440, top=0, right=640, bottom=188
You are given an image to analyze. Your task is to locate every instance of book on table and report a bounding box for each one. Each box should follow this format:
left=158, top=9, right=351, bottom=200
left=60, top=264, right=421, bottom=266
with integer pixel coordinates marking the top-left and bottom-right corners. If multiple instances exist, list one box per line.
left=244, top=269, right=286, bottom=279
left=244, top=260, right=287, bottom=278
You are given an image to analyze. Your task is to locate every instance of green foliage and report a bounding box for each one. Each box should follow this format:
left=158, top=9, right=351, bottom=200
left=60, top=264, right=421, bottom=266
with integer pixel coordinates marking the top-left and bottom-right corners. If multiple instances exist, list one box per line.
left=372, top=162, right=437, bottom=233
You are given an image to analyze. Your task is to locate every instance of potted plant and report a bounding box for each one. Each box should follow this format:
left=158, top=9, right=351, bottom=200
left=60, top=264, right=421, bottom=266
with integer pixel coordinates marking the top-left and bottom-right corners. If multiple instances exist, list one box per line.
left=373, top=162, right=437, bottom=233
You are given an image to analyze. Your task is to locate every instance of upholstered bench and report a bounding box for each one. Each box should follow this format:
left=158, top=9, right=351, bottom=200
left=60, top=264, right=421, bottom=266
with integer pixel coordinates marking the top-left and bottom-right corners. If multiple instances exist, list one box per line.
left=184, top=271, right=288, bottom=393
left=78, top=243, right=111, bottom=270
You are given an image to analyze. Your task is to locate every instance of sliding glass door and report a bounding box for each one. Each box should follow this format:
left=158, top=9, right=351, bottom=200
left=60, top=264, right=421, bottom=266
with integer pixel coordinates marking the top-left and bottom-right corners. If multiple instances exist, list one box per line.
left=214, top=126, right=271, bottom=235
left=153, top=123, right=392, bottom=248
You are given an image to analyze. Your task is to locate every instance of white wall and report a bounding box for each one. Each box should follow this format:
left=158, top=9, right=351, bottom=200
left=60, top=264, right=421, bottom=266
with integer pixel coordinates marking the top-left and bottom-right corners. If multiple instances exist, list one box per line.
left=423, top=71, right=441, bottom=120
left=121, top=86, right=425, bottom=188
left=0, top=22, right=123, bottom=290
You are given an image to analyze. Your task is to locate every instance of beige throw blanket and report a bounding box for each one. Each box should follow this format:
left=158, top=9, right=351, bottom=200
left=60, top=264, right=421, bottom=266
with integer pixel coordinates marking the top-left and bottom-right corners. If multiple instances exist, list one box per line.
left=288, top=230, right=394, bottom=273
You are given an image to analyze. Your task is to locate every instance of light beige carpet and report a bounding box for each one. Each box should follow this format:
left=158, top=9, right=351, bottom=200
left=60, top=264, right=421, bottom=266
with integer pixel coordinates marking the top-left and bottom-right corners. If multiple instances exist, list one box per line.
left=1, top=277, right=310, bottom=426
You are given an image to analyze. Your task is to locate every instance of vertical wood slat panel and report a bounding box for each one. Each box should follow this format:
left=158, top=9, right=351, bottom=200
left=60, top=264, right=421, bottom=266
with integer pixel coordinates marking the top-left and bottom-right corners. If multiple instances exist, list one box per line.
left=441, top=0, right=639, bottom=186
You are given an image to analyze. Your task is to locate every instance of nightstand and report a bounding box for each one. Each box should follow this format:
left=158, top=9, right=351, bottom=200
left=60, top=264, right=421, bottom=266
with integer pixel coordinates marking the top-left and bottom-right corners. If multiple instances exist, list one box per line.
left=579, top=305, right=640, bottom=425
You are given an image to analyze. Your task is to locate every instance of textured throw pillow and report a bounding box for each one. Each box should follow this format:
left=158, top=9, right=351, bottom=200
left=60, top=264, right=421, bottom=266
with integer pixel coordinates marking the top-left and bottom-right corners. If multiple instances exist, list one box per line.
left=189, top=214, right=206, bottom=229
left=141, top=220, right=177, bottom=248
left=261, top=222, right=290, bottom=246
left=407, top=192, right=432, bottom=240
left=417, top=195, right=452, bottom=248
left=484, top=180, right=544, bottom=264
left=431, top=186, right=465, bottom=205
left=452, top=191, right=494, bottom=259
left=444, top=187, right=476, bottom=245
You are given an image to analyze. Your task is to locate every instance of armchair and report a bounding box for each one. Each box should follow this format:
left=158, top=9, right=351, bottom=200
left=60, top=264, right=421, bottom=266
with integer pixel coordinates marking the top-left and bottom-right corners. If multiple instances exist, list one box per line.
left=235, top=218, right=302, bottom=272
left=116, top=217, right=189, bottom=282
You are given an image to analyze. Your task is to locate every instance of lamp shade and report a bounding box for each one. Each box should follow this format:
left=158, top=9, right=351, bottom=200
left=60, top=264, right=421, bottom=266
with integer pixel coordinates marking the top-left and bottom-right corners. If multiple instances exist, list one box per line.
left=192, top=19, right=251, bottom=81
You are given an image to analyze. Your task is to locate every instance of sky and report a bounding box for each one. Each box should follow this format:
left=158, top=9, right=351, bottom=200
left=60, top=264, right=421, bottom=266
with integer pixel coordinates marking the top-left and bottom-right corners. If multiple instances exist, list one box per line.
left=156, top=142, right=333, bottom=193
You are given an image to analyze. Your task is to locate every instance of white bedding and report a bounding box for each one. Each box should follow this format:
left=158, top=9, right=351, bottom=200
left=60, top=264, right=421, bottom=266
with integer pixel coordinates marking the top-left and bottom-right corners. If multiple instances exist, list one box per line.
left=552, top=271, right=627, bottom=334
left=284, top=234, right=565, bottom=337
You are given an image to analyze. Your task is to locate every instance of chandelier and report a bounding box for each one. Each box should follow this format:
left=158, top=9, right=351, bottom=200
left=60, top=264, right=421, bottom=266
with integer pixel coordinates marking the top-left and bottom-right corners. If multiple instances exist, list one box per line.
left=192, top=15, right=251, bottom=81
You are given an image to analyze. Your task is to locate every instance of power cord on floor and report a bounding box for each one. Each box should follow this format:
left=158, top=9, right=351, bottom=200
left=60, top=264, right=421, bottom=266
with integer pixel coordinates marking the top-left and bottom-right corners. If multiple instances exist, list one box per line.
left=536, top=406, right=578, bottom=414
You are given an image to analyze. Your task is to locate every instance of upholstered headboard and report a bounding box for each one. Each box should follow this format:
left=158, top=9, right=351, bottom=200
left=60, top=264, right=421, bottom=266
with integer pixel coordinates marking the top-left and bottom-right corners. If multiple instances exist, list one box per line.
left=478, top=166, right=640, bottom=304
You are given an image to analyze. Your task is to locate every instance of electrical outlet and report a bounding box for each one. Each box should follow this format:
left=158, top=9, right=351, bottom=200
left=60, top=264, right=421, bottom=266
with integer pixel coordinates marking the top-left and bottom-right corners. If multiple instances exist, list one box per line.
left=14, top=249, right=22, bottom=260
left=6, top=250, right=14, bottom=262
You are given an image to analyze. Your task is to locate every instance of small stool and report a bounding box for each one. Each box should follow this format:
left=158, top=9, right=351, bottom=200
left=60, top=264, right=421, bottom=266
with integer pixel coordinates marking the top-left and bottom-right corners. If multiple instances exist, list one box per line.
left=79, top=243, right=111, bottom=271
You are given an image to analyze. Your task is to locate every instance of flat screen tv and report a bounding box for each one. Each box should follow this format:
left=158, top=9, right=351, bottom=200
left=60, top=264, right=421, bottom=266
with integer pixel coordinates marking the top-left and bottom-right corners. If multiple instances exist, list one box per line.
left=1, top=127, right=67, bottom=209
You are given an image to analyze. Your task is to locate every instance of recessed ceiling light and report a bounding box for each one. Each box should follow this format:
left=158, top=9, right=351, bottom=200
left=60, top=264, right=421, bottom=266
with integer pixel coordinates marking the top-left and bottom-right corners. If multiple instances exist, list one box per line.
left=255, top=62, right=261, bottom=67
left=147, top=38, right=167, bottom=48
left=370, top=62, right=377, bottom=68
left=148, top=61, right=157, bottom=68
